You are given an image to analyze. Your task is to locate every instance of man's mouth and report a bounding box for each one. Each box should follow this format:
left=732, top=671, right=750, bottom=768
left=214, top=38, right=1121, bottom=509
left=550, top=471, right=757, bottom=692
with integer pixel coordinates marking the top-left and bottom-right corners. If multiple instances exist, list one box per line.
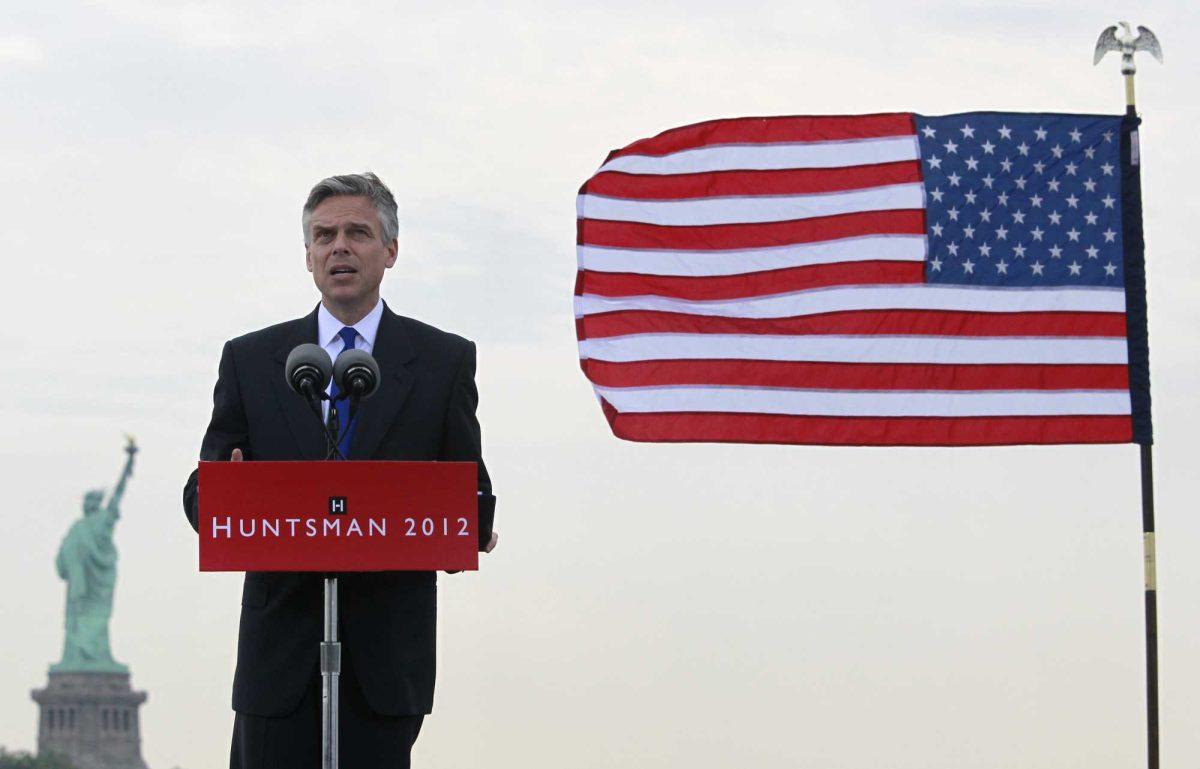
left=330, top=266, right=357, bottom=276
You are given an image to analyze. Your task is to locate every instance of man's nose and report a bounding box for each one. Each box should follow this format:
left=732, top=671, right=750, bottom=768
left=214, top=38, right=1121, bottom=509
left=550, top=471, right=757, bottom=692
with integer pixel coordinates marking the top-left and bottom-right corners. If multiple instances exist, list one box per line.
left=331, top=230, right=351, bottom=253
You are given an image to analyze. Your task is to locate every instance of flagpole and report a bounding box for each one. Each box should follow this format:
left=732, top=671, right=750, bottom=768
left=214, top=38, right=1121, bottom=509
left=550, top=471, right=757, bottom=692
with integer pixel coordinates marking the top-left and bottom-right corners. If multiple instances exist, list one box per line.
left=1139, top=443, right=1158, bottom=769
left=1094, top=21, right=1163, bottom=769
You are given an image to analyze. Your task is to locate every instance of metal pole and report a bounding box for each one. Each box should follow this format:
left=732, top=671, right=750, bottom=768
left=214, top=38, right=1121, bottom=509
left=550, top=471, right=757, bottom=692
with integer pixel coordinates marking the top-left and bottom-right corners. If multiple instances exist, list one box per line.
left=1139, top=444, right=1159, bottom=769
left=322, top=576, right=341, bottom=769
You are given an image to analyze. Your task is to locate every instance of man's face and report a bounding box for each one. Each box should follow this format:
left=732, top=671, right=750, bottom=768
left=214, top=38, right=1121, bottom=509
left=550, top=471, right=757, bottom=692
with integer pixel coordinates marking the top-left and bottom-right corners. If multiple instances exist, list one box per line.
left=305, top=195, right=398, bottom=310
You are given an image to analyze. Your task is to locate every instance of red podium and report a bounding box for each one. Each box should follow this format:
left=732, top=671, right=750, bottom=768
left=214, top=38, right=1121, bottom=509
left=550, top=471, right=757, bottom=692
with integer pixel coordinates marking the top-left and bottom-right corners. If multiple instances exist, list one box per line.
left=197, top=460, right=480, bottom=572
left=196, top=460, right=480, bottom=769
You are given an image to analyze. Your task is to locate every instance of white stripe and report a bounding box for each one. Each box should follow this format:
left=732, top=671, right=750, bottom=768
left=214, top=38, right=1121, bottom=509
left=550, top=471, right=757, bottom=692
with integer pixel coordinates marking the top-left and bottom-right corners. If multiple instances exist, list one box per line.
left=578, top=236, right=927, bottom=276
left=574, top=285, right=1126, bottom=318
left=580, top=334, right=1129, bottom=365
left=597, top=136, right=920, bottom=175
left=593, top=386, right=1132, bottom=417
left=577, top=183, right=925, bottom=226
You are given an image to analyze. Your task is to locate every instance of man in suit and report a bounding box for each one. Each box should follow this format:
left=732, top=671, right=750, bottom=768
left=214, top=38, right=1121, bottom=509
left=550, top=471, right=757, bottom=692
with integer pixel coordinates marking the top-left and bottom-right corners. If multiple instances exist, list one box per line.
left=182, top=172, right=497, bottom=769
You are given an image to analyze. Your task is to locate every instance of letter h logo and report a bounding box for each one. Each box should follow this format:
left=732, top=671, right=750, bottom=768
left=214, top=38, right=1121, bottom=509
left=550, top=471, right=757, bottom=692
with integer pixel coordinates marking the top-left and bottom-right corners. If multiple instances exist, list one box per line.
left=328, top=496, right=347, bottom=515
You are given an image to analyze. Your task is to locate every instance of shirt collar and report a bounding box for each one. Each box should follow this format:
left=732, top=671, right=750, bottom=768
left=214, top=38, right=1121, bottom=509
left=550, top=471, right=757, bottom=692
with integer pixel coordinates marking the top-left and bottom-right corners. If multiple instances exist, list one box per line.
left=317, top=298, right=384, bottom=349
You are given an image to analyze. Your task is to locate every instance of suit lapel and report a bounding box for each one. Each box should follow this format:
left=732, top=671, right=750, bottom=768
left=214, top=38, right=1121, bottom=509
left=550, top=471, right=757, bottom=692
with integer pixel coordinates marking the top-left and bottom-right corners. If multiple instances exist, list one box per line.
left=349, top=305, right=416, bottom=459
left=270, top=308, right=327, bottom=460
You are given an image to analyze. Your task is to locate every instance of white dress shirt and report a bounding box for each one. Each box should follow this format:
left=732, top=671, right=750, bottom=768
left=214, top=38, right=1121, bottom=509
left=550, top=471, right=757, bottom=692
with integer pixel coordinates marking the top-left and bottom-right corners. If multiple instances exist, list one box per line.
left=317, top=298, right=384, bottom=421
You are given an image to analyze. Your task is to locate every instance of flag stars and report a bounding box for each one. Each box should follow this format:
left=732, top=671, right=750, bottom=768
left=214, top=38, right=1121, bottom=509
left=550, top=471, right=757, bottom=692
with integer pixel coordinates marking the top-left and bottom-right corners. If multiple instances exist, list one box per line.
left=1102, top=194, right=1116, bottom=209
left=1031, top=261, right=1045, bottom=276
left=1068, top=261, right=1083, bottom=276
left=1017, top=142, right=1031, bottom=156
left=1086, top=245, right=1100, bottom=259
left=995, top=225, right=1009, bottom=240
left=963, top=224, right=976, bottom=238
left=978, top=243, right=992, bottom=257
left=1065, top=194, right=1080, bottom=208
left=1065, top=161, right=1079, bottom=176
left=947, top=242, right=960, bottom=256
left=963, top=259, right=976, bottom=274
left=1104, top=262, right=1118, bottom=276
left=1084, top=178, right=1097, bottom=192
left=1034, top=126, right=1048, bottom=141
left=996, top=259, right=1009, bottom=274
left=1085, top=146, right=1097, bottom=159
left=979, top=209, right=992, bottom=223
left=1033, top=160, right=1046, bottom=174
left=944, top=139, right=959, bottom=154
left=1012, top=210, right=1026, bottom=224
left=927, top=156, right=942, bottom=170
left=1014, top=176, right=1027, bottom=190
left=930, top=187, right=945, bottom=203
left=982, top=174, right=995, bottom=189
left=996, top=192, right=1009, bottom=207
left=1048, top=210, right=1063, bottom=225
left=1030, top=194, right=1043, bottom=208
left=931, top=223, right=944, bottom=237
left=947, top=206, right=960, bottom=221
left=1049, top=244, right=1064, bottom=258
left=1085, top=211, right=1099, bottom=225
left=1050, top=144, right=1064, bottom=158
left=1101, top=162, right=1115, bottom=176
left=1067, top=227, right=1081, bottom=242
left=999, top=125, right=1013, bottom=140
left=1047, top=178, right=1062, bottom=192
left=1031, top=226, right=1045, bottom=241
left=981, top=140, right=996, bottom=155
left=965, top=156, right=980, bottom=171
left=1103, top=130, right=1115, bottom=143
left=1012, top=244, right=1027, bottom=258
left=964, top=191, right=978, bottom=204
left=948, top=172, right=962, bottom=187
left=921, top=125, right=937, bottom=138
left=1000, top=158, right=1014, bottom=173
left=930, top=255, right=943, bottom=271
left=1069, top=127, right=1083, bottom=143
left=960, top=124, right=975, bottom=138
left=1103, top=228, right=1117, bottom=243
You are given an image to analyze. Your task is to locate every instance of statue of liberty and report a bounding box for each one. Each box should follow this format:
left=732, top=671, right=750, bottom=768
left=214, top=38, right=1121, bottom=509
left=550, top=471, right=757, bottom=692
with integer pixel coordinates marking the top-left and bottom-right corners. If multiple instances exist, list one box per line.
left=51, top=437, right=137, bottom=673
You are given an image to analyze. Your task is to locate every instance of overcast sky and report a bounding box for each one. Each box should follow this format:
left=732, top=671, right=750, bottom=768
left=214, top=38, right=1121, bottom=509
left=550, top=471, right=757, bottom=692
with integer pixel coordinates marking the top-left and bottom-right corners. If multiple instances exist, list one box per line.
left=2, top=2, right=1198, bottom=768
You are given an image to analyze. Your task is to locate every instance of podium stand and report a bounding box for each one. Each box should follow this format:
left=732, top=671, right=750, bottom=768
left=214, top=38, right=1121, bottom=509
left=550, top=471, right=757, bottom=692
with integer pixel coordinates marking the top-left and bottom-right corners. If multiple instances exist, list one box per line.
left=197, top=460, right=480, bottom=769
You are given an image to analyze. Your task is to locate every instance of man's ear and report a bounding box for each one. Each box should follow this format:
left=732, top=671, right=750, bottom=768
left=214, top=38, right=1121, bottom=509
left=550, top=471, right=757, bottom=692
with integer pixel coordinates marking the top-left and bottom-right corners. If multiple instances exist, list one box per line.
left=305, top=245, right=314, bottom=273
left=385, top=238, right=399, bottom=268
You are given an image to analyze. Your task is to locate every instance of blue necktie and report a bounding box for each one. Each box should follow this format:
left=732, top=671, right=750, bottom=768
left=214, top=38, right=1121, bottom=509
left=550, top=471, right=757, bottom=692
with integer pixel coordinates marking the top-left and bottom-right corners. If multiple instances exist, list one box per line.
left=329, top=326, right=358, bottom=459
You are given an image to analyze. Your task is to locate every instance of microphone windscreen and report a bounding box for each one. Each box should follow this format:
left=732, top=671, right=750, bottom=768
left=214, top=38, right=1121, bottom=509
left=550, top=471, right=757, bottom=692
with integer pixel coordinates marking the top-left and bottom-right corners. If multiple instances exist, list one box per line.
left=285, top=343, right=334, bottom=393
left=333, top=349, right=381, bottom=398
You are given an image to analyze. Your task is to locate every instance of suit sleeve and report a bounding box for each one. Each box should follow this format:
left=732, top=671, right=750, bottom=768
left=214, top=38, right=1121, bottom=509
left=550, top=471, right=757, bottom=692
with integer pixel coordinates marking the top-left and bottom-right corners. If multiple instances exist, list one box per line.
left=439, top=341, right=495, bottom=551
left=182, top=340, right=250, bottom=532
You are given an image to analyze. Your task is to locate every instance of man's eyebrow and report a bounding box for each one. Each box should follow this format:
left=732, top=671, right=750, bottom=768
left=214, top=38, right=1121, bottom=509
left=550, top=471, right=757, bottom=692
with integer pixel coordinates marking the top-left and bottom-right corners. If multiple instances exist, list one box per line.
left=311, top=221, right=374, bottom=232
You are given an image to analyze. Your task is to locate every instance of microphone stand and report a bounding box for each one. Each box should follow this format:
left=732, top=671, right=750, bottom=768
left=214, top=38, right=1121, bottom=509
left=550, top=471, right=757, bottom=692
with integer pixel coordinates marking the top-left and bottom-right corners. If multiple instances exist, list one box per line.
left=293, top=366, right=368, bottom=769
left=319, top=391, right=359, bottom=769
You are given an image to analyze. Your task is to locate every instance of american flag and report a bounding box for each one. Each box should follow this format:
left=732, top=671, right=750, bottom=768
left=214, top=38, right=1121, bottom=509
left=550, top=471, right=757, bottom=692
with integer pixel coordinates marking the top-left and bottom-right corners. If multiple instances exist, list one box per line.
left=575, top=112, right=1152, bottom=446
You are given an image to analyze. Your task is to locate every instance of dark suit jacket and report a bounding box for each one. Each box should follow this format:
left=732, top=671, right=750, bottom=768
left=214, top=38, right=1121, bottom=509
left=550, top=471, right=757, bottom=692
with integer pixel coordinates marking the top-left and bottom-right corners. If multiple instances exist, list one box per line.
left=182, top=303, right=495, bottom=718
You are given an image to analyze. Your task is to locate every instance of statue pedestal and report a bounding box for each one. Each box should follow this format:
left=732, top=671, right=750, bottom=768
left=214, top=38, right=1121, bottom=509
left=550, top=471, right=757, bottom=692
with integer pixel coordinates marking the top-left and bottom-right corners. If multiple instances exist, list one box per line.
left=30, top=671, right=149, bottom=769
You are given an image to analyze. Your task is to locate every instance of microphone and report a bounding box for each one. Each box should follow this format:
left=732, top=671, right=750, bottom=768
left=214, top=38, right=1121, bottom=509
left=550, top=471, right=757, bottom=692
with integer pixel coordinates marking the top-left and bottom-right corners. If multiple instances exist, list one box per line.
left=285, top=344, right=334, bottom=401
left=333, top=349, right=381, bottom=400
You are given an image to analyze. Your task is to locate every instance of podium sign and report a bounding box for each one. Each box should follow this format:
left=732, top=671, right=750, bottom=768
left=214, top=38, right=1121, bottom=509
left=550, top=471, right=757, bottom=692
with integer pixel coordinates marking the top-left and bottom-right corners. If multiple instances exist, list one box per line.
left=197, top=461, right=479, bottom=572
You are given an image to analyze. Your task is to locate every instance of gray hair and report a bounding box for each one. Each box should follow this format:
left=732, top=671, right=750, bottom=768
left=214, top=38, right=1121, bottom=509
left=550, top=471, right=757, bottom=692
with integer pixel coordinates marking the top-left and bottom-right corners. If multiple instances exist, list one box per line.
left=301, top=172, right=399, bottom=245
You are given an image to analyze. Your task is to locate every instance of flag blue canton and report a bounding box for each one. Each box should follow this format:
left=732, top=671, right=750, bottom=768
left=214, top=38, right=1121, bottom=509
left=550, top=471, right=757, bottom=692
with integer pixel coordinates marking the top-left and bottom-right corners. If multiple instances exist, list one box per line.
left=915, top=113, right=1124, bottom=287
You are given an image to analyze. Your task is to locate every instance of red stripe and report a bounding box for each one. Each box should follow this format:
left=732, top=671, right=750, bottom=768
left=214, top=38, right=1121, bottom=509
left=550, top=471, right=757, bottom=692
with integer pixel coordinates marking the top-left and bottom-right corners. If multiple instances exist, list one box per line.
left=578, top=310, right=1130, bottom=339
left=608, top=114, right=916, bottom=159
left=602, top=410, right=1133, bottom=446
left=584, top=359, right=1130, bottom=391
left=584, top=162, right=922, bottom=200
left=579, top=210, right=925, bottom=250
left=580, top=262, right=922, bottom=301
